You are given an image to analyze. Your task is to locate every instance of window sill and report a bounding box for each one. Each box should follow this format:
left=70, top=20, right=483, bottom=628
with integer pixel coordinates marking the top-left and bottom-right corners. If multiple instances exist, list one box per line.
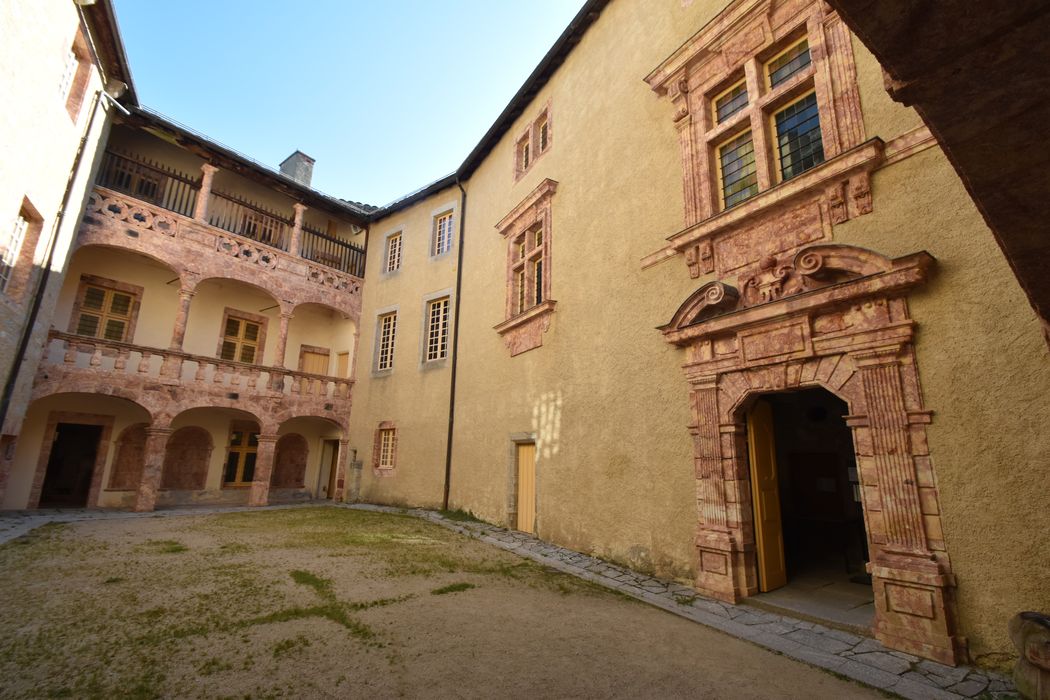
left=419, top=357, right=448, bottom=372
left=641, top=138, right=885, bottom=277
left=371, top=368, right=394, bottom=379
left=493, top=300, right=557, bottom=356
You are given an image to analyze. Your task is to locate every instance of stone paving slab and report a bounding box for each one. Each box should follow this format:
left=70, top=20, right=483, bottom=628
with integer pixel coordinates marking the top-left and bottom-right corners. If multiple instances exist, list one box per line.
left=0, top=501, right=1019, bottom=699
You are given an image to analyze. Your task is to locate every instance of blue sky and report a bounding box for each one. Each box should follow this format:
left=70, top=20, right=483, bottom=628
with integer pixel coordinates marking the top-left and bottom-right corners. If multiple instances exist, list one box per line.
left=112, top=1, right=588, bottom=207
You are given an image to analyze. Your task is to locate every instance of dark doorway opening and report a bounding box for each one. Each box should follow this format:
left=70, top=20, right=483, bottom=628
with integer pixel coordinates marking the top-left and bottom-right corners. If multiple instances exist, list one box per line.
left=747, top=388, right=874, bottom=630
left=39, top=423, right=103, bottom=508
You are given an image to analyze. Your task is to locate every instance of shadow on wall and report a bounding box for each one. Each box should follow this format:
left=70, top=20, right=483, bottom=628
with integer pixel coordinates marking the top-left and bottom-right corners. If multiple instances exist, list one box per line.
left=531, top=390, right=562, bottom=459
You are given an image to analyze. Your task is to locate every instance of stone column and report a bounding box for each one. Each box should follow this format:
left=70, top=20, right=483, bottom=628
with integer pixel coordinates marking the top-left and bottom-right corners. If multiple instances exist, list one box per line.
left=134, top=427, right=172, bottom=513
left=274, top=311, right=293, bottom=369
left=169, top=287, right=196, bottom=351
left=332, top=439, right=350, bottom=502
left=193, top=164, right=219, bottom=223
left=247, top=434, right=279, bottom=507
left=289, top=203, right=307, bottom=255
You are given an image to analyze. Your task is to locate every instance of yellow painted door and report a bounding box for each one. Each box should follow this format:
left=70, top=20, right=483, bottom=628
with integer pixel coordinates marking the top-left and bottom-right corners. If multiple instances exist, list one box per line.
left=516, top=442, right=536, bottom=533
left=336, top=352, right=350, bottom=378
left=747, top=399, right=788, bottom=592
left=301, top=351, right=330, bottom=376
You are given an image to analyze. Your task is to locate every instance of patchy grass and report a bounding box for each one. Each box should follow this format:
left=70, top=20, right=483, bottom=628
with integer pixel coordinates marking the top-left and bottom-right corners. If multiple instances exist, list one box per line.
left=145, top=539, right=188, bottom=554
left=431, top=582, right=476, bottom=595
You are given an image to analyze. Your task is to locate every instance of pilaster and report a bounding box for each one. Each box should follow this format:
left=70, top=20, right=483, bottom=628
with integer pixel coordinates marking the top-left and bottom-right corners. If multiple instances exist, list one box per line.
left=247, top=434, right=279, bottom=507
left=133, top=427, right=172, bottom=512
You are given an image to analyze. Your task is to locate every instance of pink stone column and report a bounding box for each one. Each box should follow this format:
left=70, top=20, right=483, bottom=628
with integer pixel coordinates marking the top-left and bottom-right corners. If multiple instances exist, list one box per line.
left=193, top=164, right=219, bottom=223
left=333, top=438, right=350, bottom=502
left=169, top=287, right=196, bottom=351
left=247, top=434, right=279, bottom=506
left=288, top=203, right=307, bottom=254
left=133, top=427, right=172, bottom=512
left=274, top=311, right=293, bottom=369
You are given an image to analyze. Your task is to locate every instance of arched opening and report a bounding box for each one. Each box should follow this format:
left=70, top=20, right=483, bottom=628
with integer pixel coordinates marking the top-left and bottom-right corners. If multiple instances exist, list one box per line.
left=161, top=427, right=212, bottom=491
left=286, top=302, right=357, bottom=377
left=183, top=278, right=281, bottom=366
left=276, top=416, right=344, bottom=501
left=743, top=387, right=873, bottom=630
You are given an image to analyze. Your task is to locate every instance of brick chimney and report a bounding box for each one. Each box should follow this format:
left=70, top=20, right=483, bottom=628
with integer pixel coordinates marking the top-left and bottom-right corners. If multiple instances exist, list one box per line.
left=279, top=150, right=315, bottom=187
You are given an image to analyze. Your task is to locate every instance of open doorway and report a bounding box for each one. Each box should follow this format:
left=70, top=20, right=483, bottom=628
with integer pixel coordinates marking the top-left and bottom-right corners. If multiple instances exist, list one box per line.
left=746, top=388, right=874, bottom=630
left=39, top=423, right=103, bottom=508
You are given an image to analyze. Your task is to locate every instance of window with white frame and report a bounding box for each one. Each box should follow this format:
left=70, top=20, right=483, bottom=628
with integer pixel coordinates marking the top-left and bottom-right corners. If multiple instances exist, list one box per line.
left=373, top=422, right=397, bottom=473
left=432, top=211, right=454, bottom=256
left=425, top=296, right=450, bottom=362
left=58, top=50, right=78, bottom=101
left=379, top=428, right=396, bottom=468
left=385, top=232, right=402, bottom=272
left=376, top=311, right=397, bottom=371
left=0, top=214, right=29, bottom=293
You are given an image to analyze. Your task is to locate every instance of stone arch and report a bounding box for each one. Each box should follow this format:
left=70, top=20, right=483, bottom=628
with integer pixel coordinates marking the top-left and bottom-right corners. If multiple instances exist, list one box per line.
left=161, top=426, right=212, bottom=490
left=109, top=422, right=148, bottom=490
left=662, top=244, right=965, bottom=665
left=271, top=433, right=308, bottom=489
left=73, top=242, right=184, bottom=281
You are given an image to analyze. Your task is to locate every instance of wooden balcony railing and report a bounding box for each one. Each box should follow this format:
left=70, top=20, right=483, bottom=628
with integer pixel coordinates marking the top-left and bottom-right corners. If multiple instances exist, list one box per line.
left=43, top=331, right=352, bottom=402
left=300, top=224, right=366, bottom=278
left=207, top=191, right=293, bottom=252
left=96, top=151, right=200, bottom=218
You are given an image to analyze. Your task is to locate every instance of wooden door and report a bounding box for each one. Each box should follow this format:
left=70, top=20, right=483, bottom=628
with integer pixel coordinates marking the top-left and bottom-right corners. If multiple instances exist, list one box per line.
left=301, top=350, right=330, bottom=376
left=326, top=440, right=339, bottom=499
left=747, top=399, right=788, bottom=592
left=336, top=352, right=350, bottom=378
left=516, top=442, right=537, bottom=533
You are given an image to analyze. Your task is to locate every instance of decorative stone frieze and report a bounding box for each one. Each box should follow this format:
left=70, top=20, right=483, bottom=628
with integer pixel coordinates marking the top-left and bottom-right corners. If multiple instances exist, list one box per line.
left=661, top=243, right=967, bottom=666
left=81, top=187, right=362, bottom=320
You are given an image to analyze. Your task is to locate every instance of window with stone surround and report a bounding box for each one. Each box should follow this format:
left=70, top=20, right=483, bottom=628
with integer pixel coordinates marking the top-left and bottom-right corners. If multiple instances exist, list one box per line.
left=375, top=311, right=397, bottom=371
left=223, top=422, right=259, bottom=487
left=69, top=275, right=143, bottom=343
left=432, top=211, right=454, bottom=257
left=514, top=103, right=552, bottom=180
left=494, top=179, right=557, bottom=356
left=218, top=309, right=268, bottom=364
left=1, top=200, right=43, bottom=300
left=60, top=30, right=91, bottom=121
left=644, top=0, right=869, bottom=230
left=372, top=421, right=397, bottom=475
left=385, top=231, right=402, bottom=272
left=424, top=296, right=450, bottom=362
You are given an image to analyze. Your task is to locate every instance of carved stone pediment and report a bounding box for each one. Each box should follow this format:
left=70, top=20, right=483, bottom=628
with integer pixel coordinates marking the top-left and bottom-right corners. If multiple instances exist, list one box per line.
left=661, top=244, right=934, bottom=342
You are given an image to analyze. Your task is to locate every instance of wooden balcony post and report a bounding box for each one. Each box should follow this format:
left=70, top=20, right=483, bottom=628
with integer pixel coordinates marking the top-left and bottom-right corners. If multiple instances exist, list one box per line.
left=247, top=434, right=279, bottom=506
left=193, top=163, right=219, bottom=222
left=133, top=427, right=172, bottom=512
left=289, top=203, right=307, bottom=254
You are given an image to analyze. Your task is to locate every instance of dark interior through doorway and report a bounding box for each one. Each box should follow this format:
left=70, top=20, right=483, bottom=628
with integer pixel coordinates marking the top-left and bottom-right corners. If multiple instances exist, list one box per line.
left=39, top=423, right=102, bottom=508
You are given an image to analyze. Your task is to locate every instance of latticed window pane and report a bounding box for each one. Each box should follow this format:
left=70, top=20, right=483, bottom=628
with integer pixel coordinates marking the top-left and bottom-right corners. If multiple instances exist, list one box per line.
left=221, top=316, right=261, bottom=364
left=239, top=345, right=256, bottom=363
left=768, top=40, right=811, bottom=87
left=59, top=50, right=78, bottom=99
left=386, top=233, right=402, bottom=272
left=83, top=286, right=106, bottom=310
left=109, top=292, right=132, bottom=316
left=714, top=81, right=748, bottom=123
left=718, top=132, right=759, bottom=209
left=1, top=214, right=29, bottom=293
left=243, top=322, right=259, bottom=342
left=516, top=269, right=526, bottom=314
left=103, top=319, right=126, bottom=342
left=434, top=212, right=454, bottom=256
left=539, top=120, right=549, bottom=151
left=379, top=429, right=395, bottom=469
left=775, top=92, right=825, bottom=180
left=521, top=140, right=531, bottom=170
left=224, top=317, right=240, bottom=338
left=76, top=314, right=101, bottom=337
left=377, top=312, right=397, bottom=371
left=426, top=297, right=450, bottom=361
left=220, top=341, right=237, bottom=361
left=534, top=259, right=543, bottom=305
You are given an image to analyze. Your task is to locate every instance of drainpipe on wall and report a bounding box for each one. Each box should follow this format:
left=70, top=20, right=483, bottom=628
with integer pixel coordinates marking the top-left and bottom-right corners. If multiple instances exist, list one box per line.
left=442, top=177, right=467, bottom=511
left=0, top=88, right=106, bottom=434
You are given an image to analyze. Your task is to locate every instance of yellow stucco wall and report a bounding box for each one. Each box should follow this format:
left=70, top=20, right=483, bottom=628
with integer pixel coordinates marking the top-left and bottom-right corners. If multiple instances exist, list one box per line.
left=348, top=187, right=460, bottom=508
left=354, top=0, right=1050, bottom=662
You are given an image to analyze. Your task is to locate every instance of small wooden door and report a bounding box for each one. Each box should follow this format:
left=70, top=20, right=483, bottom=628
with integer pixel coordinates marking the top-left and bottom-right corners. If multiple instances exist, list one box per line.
left=301, top=350, right=330, bottom=376
left=515, top=442, right=536, bottom=533
left=747, top=399, right=788, bottom=592
left=336, top=352, right=350, bottom=378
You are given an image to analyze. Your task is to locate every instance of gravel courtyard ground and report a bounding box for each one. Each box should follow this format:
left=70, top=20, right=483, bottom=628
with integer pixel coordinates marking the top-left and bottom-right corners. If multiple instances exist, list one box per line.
left=0, top=507, right=883, bottom=699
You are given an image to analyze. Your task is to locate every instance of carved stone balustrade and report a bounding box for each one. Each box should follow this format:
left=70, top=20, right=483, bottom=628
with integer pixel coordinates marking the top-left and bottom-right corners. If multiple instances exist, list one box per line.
left=34, top=331, right=352, bottom=433
left=79, top=187, right=363, bottom=321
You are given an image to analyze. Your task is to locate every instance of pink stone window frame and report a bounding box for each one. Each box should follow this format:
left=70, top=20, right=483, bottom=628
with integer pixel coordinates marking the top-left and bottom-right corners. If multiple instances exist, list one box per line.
left=1, top=198, right=44, bottom=303
left=67, top=274, right=144, bottom=344
left=645, top=0, right=865, bottom=227
left=513, top=102, right=553, bottom=181
left=216, top=307, right=269, bottom=365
